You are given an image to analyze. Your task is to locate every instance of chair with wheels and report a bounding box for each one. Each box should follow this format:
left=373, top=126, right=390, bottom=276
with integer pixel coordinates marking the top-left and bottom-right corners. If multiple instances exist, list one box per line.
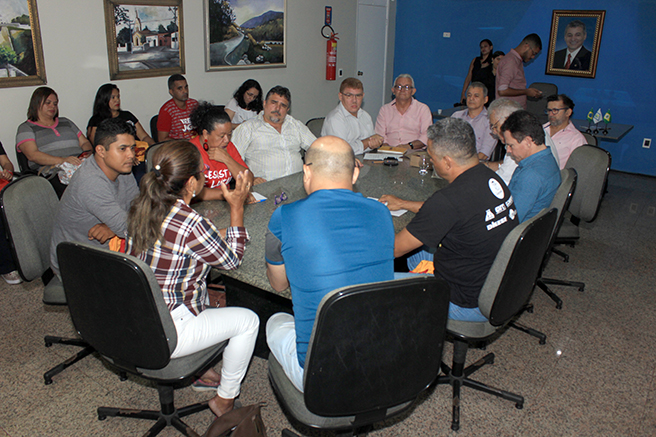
left=0, top=175, right=94, bottom=384
left=582, top=132, right=598, bottom=147
left=526, top=82, right=558, bottom=124
left=268, top=276, right=450, bottom=436
left=542, top=145, right=611, bottom=288
left=436, top=208, right=557, bottom=431
left=57, top=241, right=227, bottom=437
left=305, top=117, right=325, bottom=138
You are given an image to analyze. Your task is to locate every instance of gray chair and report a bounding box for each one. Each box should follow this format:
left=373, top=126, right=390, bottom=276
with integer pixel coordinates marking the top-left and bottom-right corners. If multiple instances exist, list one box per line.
left=57, top=241, right=227, bottom=437
left=268, top=276, right=450, bottom=436
left=145, top=142, right=165, bottom=172
left=535, top=169, right=577, bottom=309
left=582, top=132, right=598, bottom=147
left=305, top=117, right=325, bottom=138
left=0, top=175, right=94, bottom=384
left=437, top=208, right=558, bottom=431
left=543, top=145, right=611, bottom=290
left=526, top=82, right=558, bottom=124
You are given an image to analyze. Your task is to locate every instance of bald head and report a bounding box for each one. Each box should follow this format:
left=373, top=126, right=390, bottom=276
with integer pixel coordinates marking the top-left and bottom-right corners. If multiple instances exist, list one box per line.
left=303, top=136, right=359, bottom=193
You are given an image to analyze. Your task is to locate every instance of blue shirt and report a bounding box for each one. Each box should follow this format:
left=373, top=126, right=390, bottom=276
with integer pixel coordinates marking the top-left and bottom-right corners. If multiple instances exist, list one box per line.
left=265, top=189, right=394, bottom=367
left=508, top=147, right=561, bottom=222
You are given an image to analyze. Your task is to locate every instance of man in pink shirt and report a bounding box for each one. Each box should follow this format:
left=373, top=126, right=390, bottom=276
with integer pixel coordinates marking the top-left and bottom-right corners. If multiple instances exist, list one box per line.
left=543, top=94, right=587, bottom=168
left=495, top=34, right=544, bottom=109
left=375, top=74, right=432, bottom=151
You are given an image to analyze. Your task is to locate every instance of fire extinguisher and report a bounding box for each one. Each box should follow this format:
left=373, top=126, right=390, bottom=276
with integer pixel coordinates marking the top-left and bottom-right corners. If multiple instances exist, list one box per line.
left=322, top=24, right=338, bottom=81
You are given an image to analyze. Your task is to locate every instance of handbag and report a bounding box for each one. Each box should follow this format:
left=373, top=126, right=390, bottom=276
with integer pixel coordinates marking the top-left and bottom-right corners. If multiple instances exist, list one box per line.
left=204, top=403, right=267, bottom=437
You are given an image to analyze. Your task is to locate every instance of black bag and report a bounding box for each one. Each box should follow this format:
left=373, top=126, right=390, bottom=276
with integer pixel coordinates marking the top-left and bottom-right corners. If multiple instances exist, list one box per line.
left=204, top=403, right=267, bottom=437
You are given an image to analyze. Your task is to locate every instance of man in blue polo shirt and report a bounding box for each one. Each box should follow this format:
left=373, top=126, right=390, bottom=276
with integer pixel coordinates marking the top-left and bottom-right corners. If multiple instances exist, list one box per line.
left=500, top=110, right=561, bottom=222
left=265, top=136, right=394, bottom=392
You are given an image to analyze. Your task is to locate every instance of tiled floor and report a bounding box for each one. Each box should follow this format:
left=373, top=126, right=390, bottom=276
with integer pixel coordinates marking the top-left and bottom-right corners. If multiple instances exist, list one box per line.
left=1, top=170, right=655, bottom=436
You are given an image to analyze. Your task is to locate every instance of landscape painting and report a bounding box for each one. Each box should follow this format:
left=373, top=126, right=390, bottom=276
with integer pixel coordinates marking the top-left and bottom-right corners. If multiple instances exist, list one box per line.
left=0, top=0, right=46, bottom=88
left=204, top=0, right=286, bottom=71
left=103, top=0, right=185, bottom=80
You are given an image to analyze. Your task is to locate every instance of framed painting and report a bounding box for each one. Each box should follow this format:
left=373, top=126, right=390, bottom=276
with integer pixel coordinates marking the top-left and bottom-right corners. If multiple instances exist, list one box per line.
left=103, top=0, right=185, bottom=80
left=0, top=0, right=46, bottom=88
left=204, top=0, right=286, bottom=71
left=545, top=10, right=605, bottom=79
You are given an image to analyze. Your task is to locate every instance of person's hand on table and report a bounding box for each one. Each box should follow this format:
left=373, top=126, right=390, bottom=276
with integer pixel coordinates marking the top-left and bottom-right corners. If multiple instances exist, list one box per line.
left=246, top=192, right=257, bottom=204
left=253, top=177, right=266, bottom=185
left=88, top=223, right=116, bottom=244
left=365, top=134, right=384, bottom=150
left=379, top=194, right=404, bottom=211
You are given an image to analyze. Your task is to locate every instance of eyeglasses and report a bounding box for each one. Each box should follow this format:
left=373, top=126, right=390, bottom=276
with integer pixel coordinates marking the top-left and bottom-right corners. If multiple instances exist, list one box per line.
left=393, top=85, right=414, bottom=91
left=489, top=120, right=500, bottom=131
left=544, top=107, right=569, bottom=114
left=274, top=191, right=288, bottom=206
left=341, top=93, right=363, bottom=99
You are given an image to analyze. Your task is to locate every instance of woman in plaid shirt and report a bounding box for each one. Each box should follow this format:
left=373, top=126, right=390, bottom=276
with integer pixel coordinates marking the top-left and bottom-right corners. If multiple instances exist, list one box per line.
left=127, top=141, right=259, bottom=417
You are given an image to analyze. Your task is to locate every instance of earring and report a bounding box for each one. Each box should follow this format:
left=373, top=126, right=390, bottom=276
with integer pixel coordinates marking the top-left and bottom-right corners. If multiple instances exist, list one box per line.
left=203, top=139, right=209, bottom=151
left=192, top=190, right=196, bottom=198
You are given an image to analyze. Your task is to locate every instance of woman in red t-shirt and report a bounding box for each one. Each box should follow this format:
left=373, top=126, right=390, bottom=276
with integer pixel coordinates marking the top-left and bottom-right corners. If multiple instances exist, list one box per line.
left=190, top=102, right=255, bottom=201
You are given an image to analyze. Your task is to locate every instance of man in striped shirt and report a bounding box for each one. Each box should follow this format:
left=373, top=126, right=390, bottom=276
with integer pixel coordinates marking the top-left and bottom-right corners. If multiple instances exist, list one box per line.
left=157, top=74, right=199, bottom=141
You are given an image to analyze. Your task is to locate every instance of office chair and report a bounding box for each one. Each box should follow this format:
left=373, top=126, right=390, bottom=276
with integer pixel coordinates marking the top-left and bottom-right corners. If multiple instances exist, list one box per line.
left=543, top=145, right=611, bottom=289
left=57, top=241, right=227, bottom=437
left=145, top=142, right=165, bottom=172
left=150, top=115, right=159, bottom=143
left=534, top=169, right=577, bottom=309
left=437, top=208, right=557, bottom=431
left=527, top=82, right=558, bottom=124
left=305, top=117, right=325, bottom=138
left=15, top=150, right=37, bottom=175
left=0, top=175, right=94, bottom=384
left=268, top=276, right=450, bottom=436
left=582, top=132, right=598, bottom=147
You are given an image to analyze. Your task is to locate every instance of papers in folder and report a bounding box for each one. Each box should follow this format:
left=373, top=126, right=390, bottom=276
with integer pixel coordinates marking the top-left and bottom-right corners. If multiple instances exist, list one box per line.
left=368, top=197, right=407, bottom=217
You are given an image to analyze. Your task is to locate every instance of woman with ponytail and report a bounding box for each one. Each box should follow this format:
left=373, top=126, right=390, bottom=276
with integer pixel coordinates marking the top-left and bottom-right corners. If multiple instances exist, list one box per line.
left=127, top=140, right=259, bottom=417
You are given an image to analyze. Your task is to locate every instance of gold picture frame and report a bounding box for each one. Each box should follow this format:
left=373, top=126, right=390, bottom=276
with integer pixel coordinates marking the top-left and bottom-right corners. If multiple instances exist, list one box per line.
left=545, top=10, right=605, bottom=79
left=0, top=0, right=47, bottom=88
left=103, top=0, right=185, bottom=80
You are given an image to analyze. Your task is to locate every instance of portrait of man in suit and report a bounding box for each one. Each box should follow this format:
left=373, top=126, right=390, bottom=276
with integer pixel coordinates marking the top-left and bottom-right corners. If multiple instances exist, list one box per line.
left=552, top=20, right=591, bottom=71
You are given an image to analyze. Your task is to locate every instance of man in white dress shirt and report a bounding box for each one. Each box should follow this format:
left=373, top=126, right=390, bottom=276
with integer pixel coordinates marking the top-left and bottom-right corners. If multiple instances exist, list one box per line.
left=232, top=86, right=316, bottom=182
left=321, top=77, right=383, bottom=154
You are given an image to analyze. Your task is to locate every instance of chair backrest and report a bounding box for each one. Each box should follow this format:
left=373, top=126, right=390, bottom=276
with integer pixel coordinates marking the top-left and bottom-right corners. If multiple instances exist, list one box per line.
left=582, top=132, right=598, bottom=147
left=305, top=117, right=325, bottom=138
left=57, top=241, right=176, bottom=371
left=479, top=208, right=558, bottom=326
left=526, top=82, right=558, bottom=124
left=303, top=276, right=450, bottom=417
left=145, top=142, right=165, bottom=172
left=150, top=115, right=159, bottom=143
left=565, top=145, right=611, bottom=222
left=0, top=175, right=59, bottom=281
left=540, top=169, right=577, bottom=270
left=15, top=150, right=34, bottom=174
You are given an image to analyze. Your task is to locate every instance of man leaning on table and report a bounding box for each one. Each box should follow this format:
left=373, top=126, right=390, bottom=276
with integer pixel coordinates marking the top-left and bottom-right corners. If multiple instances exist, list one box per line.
left=321, top=77, right=383, bottom=154
left=231, top=85, right=316, bottom=183
left=375, top=74, right=432, bottom=151
left=380, top=118, right=517, bottom=322
left=265, top=136, right=394, bottom=392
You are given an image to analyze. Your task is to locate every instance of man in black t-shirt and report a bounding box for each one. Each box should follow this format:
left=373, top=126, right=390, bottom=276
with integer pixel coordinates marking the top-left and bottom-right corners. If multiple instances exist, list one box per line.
left=380, top=118, right=518, bottom=321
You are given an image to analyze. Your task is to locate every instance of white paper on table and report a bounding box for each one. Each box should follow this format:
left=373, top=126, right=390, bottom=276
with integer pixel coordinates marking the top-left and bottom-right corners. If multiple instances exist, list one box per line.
left=368, top=197, right=408, bottom=217
left=252, top=192, right=267, bottom=203
left=363, top=153, right=403, bottom=161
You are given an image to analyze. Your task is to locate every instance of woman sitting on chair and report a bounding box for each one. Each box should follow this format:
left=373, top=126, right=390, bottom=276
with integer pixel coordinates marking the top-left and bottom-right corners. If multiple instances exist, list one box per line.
left=126, top=141, right=259, bottom=417
left=189, top=102, right=256, bottom=200
left=224, top=79, right=263, bottom=127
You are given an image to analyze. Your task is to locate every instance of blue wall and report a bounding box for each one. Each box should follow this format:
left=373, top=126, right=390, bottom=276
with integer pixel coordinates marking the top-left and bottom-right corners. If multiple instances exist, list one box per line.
left=394, top=0, right=656, bottom=176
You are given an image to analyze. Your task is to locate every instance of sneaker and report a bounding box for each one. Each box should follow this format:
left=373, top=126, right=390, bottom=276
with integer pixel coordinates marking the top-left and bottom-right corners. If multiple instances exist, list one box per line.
left=192, top=378, right=220, bottom=392
left=2, top=271, right=22, bottom=285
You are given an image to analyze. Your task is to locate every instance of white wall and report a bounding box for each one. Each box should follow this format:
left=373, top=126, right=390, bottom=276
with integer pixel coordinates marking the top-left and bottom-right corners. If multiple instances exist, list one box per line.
left=0, top=0, right=358, bottom=167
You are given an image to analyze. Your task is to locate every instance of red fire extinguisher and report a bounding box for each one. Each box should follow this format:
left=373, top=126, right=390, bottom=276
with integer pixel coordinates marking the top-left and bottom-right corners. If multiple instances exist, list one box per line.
left=322, top=24, right=338, bottom=81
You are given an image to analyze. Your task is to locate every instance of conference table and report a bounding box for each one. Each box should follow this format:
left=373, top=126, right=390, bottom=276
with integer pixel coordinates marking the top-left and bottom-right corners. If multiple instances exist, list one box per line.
left=193, top=156, right=447, bottom=300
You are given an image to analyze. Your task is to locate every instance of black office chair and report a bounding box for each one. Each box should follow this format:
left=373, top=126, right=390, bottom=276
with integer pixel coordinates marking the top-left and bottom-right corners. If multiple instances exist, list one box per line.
left=145, top=141, right=165, bottom=172
left=526, top=82, right=558, bottom=124
left=268, top=276, right=450, bottom=436
left=543, top=145, right=611, bottom=290
left=57, top=241, right=227, bottom=437
left=150, top=115, right=159, bottom=143
left=437, top=208, right=557, bottom=431
left=305, top=117, right=325, bottom=138
left=15, top=150, right=37, bottom=175
left=0, top=175, right=94, bottom=384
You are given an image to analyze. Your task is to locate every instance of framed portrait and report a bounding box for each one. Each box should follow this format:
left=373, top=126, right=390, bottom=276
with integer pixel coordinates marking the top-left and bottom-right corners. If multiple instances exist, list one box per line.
left=204, top=0, right=286, bottom=71
left=0, top=0, right=46, bottom=88
left=103, top=0, right=185, bottom=80
left=545, top=10, right=605, bottom=79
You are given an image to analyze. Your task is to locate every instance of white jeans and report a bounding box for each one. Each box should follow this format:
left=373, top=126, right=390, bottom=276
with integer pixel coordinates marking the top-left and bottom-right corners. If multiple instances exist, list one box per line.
left=266, top=312, right=305, bottom=393
left=170, top=305, right=259, bottom=399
